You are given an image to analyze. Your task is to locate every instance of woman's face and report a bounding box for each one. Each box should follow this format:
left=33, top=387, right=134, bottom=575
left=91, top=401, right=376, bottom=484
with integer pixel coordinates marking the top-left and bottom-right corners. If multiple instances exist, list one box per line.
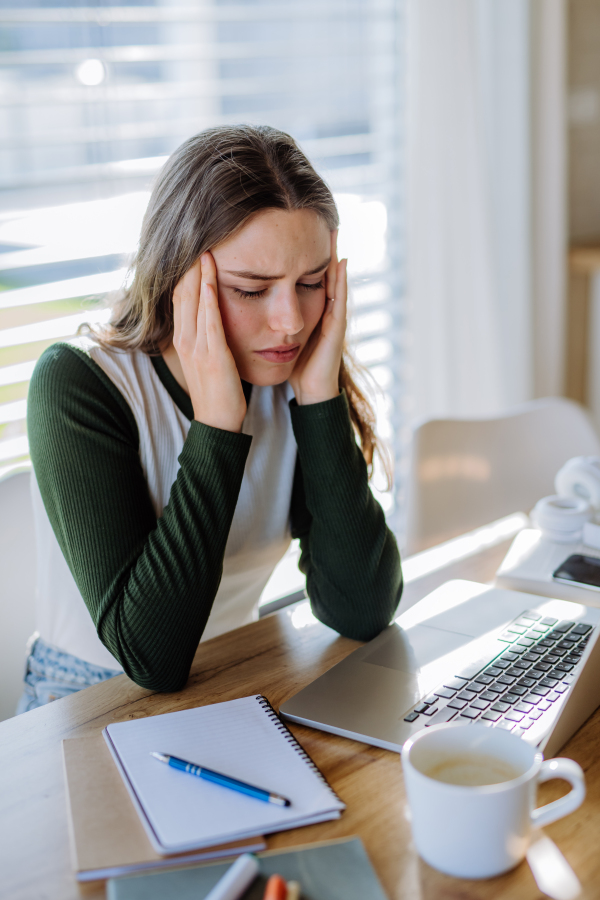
left=211, top=207, right=331, bottom=386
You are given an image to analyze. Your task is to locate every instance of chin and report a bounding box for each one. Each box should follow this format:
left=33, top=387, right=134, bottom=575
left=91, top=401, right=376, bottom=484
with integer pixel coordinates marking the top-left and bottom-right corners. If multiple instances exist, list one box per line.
left=241, top=363, right=295, bottom=387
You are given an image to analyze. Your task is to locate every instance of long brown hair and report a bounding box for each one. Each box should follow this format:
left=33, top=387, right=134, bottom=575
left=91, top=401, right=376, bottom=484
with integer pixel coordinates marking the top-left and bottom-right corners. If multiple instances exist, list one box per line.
left=97, top=124, right=389, bottom=481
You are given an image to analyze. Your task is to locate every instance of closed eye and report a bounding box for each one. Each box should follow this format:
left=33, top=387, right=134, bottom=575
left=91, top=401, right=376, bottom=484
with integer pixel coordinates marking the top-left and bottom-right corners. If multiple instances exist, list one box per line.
left=233, top=287, right=268, bottom=299
left=233, top=279, right=324, bottom=300
left=298, top=280, right=324, bottom=292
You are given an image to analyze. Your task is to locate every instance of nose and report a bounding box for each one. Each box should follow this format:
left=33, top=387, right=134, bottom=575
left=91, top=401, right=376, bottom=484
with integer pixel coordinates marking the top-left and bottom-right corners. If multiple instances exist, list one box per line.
left=268, top=283, right=304, bottom=335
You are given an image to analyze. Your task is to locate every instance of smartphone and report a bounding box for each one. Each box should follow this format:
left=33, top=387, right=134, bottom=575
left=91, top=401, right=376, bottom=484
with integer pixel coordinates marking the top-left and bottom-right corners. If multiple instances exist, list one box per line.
left=553, top=554, right=600, bottom=591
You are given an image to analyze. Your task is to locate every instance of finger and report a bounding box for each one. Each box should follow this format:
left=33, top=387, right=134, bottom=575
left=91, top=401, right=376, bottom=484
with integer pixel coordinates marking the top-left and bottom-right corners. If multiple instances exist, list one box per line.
left=173, top=259, right=202, bottom=352
left=203, top=282, right=225, bottom=353
left=322, top=258, right=347, bottom=339
left=201, top=265, right=229, bottom=355
left=333, top=258, right=347, bottom=315
left=199, top=252, right=221, bottom=349
left=200, top=250, right=218, bottom=296
left=326, top=230, right=338, bottom=300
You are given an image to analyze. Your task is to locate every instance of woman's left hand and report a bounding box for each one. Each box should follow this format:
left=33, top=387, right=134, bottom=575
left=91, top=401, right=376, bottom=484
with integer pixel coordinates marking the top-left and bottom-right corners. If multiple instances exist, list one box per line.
left=289, top=231, right=347, bottom=406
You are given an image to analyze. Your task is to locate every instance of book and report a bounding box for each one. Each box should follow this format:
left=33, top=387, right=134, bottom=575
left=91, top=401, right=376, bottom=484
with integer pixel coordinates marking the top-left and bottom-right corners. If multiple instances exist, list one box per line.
left=103, top=694, right=345, bottom=855
left=107, top=836, right=387, bottom=900
left=62, top=735, right=266, bottom=882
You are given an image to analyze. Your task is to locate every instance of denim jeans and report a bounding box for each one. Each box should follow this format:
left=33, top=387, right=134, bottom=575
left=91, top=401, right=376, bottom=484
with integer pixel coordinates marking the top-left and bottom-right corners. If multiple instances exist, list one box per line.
left=16, top=635, right=121, bottom=715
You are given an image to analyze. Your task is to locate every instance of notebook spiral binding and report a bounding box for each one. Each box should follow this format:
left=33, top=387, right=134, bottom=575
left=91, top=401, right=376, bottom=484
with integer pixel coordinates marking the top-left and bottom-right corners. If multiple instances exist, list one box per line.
left=255, top=695, right=344, bottom=804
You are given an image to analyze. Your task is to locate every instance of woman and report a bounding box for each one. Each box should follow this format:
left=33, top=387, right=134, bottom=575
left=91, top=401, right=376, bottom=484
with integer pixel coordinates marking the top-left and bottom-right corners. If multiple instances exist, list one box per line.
left=20, top=125, right=402, bottom=712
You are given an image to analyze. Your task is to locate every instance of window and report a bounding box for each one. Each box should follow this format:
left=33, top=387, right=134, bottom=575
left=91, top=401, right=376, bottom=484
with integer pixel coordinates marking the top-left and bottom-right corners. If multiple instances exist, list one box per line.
left=0, top=0, right=406, bottom=534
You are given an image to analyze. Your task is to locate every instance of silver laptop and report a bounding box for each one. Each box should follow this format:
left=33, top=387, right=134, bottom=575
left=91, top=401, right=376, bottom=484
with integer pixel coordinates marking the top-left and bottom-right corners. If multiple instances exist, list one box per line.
left=280, top=580, right=600, bottom=757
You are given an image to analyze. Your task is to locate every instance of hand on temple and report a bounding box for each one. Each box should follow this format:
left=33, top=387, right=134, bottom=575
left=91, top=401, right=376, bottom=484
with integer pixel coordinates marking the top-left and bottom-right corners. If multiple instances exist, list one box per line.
left=172, top=252, right=247, bottom=433
left=289, top=231, right=348, bottom=406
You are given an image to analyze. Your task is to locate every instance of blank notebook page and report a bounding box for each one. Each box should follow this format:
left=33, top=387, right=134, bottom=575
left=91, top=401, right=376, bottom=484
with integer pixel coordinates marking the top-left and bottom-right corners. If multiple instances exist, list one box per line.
left=103, top=695, right=344, bottom=853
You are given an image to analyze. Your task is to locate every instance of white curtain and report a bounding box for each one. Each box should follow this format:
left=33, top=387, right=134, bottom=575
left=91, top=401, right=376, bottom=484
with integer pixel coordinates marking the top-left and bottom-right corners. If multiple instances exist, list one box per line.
left=406, top=0, right=565, bottom=422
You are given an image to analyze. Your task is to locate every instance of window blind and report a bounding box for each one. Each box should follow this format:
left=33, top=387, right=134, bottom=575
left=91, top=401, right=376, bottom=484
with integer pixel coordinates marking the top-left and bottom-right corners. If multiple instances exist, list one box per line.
left=0, top=0, right=406, bottom=532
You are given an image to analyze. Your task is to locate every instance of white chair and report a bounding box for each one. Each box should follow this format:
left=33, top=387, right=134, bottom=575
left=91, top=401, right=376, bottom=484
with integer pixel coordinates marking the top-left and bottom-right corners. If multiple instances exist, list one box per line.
left=405, top=397, right=600, bottom=554
left=0, top=469, right=36, bottom=721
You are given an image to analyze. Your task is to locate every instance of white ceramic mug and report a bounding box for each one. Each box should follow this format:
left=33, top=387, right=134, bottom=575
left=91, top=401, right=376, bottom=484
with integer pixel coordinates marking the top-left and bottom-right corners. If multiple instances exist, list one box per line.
left=401, top=722, right=586, bottom=879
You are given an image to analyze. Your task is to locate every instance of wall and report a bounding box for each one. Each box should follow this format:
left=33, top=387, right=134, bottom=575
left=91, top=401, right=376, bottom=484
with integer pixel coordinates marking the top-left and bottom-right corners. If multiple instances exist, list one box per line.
left=568, top=0, right=600, bottom=242
left=568, top=1, right=600, bottom=432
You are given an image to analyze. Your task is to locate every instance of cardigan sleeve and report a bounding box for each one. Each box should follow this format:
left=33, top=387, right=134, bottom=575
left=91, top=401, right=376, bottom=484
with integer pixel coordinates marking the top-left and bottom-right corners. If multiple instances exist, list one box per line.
left=289, top=391, right=403, bottom=641
left=27, top=343, right=252, bottom=692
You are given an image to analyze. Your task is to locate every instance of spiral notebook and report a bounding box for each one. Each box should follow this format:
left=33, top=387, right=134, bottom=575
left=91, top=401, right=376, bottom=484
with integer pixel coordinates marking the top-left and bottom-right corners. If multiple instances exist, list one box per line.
left=103, top=695, right=345, bottom=855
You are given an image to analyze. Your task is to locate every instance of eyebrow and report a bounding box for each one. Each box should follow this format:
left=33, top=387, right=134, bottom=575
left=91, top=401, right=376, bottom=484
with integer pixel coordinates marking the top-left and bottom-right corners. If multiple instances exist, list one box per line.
left=223, top=257, right=331, bottom=281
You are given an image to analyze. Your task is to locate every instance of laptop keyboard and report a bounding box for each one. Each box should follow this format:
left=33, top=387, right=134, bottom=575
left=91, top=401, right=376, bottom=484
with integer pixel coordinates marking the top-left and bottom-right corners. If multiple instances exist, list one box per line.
left=402, top=610, right=594, bottom=737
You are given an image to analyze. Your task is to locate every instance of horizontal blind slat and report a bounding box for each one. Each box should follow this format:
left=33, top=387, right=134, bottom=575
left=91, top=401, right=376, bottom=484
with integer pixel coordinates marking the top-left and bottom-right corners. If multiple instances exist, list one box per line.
left=0, top=37, right=394, bottom=66
left=0, top=399, right=26, bottom=425
left=0, top=122, right=379, bottom=152
left=0, top=78, right=384, bottom=108
left=0, top=360, right=36, bottom=387
left=0, top=309, right=110, bottom=350
left=0, top=2, right=395, bottom=25
left=0, top=435, right=28, bottom=463
left=0, top=272, right=127, bottom=311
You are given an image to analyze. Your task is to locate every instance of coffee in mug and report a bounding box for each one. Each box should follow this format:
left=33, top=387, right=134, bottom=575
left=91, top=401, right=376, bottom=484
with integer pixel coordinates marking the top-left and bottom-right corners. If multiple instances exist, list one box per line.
left=401, top=722, right=585, bottom=879
left=424, top=753, right=521, bottom=787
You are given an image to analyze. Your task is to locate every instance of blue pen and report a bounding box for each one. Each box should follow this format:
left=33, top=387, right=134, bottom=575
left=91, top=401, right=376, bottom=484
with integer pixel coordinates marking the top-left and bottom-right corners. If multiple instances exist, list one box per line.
left=150, top=752, right=291, bottom=807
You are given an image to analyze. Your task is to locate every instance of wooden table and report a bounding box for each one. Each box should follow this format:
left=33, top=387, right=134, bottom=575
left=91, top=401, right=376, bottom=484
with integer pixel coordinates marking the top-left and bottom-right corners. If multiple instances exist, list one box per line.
left=3, top=538, right=600, bottom=900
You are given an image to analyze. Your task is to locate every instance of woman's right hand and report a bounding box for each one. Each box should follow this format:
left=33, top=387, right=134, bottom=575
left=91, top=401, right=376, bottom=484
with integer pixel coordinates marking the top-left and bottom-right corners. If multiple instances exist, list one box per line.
left=172, top=252, right=247, bottom=433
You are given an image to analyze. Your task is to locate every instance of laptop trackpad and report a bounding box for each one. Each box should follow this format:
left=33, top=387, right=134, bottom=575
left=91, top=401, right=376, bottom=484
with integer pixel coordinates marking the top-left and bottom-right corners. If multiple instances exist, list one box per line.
left=363, top=623, right=474, bottom=674
left=362, top=587, right=526, bottom=675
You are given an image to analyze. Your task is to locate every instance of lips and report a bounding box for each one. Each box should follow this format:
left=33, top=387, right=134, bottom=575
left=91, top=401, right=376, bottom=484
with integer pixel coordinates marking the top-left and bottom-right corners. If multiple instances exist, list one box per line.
left=254, top=345, right=300, bottom=364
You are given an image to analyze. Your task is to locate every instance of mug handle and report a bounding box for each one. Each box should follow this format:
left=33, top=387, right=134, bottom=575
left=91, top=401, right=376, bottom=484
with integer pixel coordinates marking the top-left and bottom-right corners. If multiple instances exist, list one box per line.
left=531, top=758, right=586, bottom=829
